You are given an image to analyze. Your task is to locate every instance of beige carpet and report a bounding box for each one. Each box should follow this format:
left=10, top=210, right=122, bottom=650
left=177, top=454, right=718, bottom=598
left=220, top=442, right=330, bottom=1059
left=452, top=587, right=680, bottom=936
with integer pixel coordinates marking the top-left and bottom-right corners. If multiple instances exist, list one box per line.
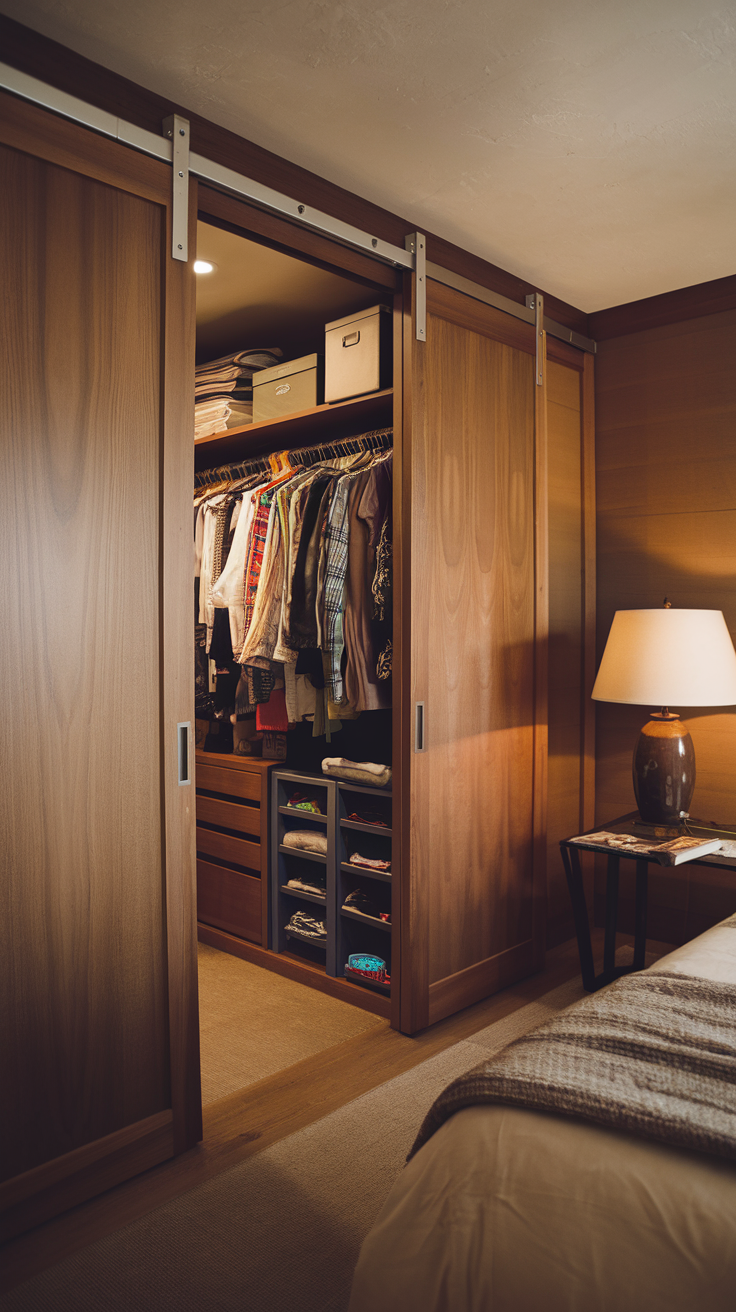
left=1, top=975, right=588, bottom=1312
left=197, top=943, right=383, bottom=1104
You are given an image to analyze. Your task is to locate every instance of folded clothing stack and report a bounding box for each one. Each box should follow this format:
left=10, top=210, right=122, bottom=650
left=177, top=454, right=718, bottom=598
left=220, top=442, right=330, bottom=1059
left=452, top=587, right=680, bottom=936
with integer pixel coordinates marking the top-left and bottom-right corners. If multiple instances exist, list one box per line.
left=285, top=909, right=326, bottom=941
left=322, top=757, right=392, bottom=789
left=194, top=348, right=282, bottom=438
left=285, top=875, right=326, bottom=896
left=343, top=889, right=391, bottom=922
left=349, top=853, right=391, bottom=873
left=348, top=809, right=389, bottom=828
left=282, top=829, right=328, bottom=854
left=288, top=792, right=323, bottom=815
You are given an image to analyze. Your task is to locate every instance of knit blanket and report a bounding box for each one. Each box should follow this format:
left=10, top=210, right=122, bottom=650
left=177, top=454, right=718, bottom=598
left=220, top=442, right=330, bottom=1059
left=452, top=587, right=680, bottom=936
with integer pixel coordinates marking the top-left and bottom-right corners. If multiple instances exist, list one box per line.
left=409, top=962, right=736, bottom=1164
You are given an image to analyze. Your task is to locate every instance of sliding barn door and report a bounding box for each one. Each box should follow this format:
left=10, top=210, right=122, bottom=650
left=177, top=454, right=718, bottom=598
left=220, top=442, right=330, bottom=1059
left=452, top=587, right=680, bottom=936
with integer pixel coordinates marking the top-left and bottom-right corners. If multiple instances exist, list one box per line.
left=397, top=278, right=548, bottom=1033
left=0, top=94, right=199, bottom=1238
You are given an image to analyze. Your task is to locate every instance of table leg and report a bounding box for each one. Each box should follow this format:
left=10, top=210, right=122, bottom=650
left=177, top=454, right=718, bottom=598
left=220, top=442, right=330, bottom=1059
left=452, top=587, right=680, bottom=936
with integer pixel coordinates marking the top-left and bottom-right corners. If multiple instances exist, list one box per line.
left=633, top=858, right=648, bottom=970
left=603, top=854, right=620, bottom=978
left=561, top=844, right=596, bottom=992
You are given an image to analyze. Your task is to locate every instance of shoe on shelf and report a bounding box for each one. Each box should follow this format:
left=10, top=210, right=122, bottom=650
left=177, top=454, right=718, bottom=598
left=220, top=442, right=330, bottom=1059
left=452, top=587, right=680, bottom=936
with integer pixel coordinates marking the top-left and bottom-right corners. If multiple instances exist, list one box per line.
left=342, top=889, right=382, bottom=921
left=346, top=953, right=390, bottom=983
left=285, top=909, right=327, bottom=940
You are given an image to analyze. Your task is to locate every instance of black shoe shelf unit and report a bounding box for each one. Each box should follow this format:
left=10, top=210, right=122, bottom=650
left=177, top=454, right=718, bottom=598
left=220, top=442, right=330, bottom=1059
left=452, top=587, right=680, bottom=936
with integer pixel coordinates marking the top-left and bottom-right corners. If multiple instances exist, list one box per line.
left=270, top=769, right=392, bottom=1010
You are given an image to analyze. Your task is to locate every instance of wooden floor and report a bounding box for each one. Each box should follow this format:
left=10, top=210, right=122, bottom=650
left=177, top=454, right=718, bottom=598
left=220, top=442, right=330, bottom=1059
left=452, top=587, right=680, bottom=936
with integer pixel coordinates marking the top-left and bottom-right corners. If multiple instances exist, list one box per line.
left=1, top=929, right=668, bottom=1293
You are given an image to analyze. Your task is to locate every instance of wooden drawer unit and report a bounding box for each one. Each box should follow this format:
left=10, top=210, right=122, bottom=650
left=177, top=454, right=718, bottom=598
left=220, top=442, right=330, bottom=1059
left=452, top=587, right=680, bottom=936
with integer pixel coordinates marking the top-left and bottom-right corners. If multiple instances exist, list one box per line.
left=195, top=752, right=273, bottom=947
left=196, top=861, right=262, bottom=943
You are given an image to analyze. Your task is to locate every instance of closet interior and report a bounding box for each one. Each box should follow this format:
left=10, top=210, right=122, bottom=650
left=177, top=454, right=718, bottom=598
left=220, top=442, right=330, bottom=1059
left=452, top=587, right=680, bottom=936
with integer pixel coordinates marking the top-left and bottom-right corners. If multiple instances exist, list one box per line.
left=193, top=216, right=397, bottom=1043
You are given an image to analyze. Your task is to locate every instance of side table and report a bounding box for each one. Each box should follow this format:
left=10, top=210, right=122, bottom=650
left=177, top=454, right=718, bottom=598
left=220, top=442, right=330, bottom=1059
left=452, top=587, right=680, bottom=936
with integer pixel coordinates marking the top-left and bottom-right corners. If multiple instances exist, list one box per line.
left=560, top=812, right=736, bottom=992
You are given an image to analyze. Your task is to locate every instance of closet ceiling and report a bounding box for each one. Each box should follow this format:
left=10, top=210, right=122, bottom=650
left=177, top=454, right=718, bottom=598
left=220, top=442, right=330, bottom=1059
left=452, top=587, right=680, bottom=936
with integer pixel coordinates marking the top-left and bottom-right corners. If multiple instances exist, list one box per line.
left=195, top=223, right=382, bottom=363
left=4, top=0, right=735, bottom=312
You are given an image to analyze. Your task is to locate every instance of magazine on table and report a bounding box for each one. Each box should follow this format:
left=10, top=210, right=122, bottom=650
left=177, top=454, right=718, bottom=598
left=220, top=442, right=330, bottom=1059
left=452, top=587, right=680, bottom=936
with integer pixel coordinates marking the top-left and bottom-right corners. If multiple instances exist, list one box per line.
left=569, top=831, right=723, bottom=866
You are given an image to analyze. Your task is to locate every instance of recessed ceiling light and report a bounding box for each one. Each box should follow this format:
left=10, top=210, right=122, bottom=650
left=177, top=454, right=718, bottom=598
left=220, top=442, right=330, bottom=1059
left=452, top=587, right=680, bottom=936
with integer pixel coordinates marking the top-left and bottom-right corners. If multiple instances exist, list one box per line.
left=194, top=260, right=216, bottom=274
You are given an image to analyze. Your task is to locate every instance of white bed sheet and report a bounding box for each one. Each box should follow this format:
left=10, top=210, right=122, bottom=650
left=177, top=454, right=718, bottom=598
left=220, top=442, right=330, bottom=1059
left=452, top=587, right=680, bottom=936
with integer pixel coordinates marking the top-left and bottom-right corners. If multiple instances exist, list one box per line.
left=349, top=919, right=736, bottom=1312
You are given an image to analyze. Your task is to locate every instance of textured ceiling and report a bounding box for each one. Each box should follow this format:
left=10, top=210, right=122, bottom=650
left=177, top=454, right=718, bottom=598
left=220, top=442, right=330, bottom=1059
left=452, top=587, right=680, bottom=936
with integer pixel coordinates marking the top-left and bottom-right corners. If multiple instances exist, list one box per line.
left=3, top=0, right=735, bottom=311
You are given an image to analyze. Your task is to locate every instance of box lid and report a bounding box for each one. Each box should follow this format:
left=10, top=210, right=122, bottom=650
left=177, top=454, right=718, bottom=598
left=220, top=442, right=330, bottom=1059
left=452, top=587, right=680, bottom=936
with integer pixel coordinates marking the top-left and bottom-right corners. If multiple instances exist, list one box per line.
left=253, top=353, right=320, bottom=387
left=324, top=304, right=390, bottom=334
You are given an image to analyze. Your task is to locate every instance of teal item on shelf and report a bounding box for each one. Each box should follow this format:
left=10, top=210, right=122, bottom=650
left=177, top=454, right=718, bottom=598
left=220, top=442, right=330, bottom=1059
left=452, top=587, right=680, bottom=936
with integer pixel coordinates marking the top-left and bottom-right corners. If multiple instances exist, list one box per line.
left=347, top=953, right=388, bottom=981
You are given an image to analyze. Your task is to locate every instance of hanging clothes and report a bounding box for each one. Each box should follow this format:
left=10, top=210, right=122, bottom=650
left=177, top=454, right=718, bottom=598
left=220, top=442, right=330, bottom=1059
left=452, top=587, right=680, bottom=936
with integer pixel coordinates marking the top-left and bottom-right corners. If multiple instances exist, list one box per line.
left=194, top=429, right=393, bottom=745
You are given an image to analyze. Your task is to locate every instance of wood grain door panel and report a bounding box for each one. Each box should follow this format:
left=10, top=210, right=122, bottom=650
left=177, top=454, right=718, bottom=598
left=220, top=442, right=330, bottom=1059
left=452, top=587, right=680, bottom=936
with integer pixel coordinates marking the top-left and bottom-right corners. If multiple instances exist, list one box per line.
left=400, top=279, right=547, bottom=1030
left=0, top=96, right=199, bottom=1225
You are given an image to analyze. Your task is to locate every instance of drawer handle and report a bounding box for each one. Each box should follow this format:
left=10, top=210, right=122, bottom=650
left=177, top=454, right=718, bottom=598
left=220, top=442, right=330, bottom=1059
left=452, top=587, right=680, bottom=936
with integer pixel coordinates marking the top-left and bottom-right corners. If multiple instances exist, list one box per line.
left=342, top=330, right=360, bottom=347
left=178, top=721, right=192, bottom=785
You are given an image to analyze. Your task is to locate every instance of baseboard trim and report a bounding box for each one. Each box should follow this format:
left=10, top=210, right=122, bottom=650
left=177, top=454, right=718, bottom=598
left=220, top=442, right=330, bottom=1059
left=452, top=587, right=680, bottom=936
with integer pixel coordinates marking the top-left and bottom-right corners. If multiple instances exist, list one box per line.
left=428, top=940, right=538, bottom=1027
left=0, top=1110, right=174, bottom=1241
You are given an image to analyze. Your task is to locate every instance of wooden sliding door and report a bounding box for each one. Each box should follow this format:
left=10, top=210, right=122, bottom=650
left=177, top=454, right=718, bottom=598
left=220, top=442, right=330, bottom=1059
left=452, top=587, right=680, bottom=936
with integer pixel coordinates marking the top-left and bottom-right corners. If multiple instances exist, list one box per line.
left=0, top=93, right=199, bottom=1238
left=398, top=279, right=548, bottom=1032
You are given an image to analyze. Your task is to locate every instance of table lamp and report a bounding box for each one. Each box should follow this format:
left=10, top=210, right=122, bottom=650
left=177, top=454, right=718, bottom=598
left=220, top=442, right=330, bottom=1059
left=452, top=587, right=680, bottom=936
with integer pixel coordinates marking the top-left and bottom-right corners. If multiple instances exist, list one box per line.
left=591, top=605, right=736, bottom=827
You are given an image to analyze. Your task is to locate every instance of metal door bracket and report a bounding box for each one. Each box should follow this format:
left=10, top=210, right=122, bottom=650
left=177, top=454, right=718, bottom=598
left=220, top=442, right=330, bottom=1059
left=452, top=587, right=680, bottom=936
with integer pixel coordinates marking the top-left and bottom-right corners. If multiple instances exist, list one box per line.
left=405, top=233, right=427, bottom=342
left=527, top=292, right=544, bottom=386
left=163, top=115, right=190, bottom=262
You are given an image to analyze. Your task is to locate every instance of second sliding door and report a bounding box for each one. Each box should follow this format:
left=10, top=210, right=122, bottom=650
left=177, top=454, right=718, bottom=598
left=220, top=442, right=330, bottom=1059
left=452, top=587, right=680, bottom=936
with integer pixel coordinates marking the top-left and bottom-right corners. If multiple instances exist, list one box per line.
left=397, top=279, right=546, bottom=1033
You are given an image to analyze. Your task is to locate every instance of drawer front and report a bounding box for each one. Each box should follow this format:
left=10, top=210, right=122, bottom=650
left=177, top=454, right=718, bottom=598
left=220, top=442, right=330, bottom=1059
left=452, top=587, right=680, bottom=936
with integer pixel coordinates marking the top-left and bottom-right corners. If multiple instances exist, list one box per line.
left=196, top=794, right=260, bottom=837
left=197, top=860, right=261, bottom=943
left=196, top=826, right=260, bottom=872
left=196, top=763, right=261, bottom=802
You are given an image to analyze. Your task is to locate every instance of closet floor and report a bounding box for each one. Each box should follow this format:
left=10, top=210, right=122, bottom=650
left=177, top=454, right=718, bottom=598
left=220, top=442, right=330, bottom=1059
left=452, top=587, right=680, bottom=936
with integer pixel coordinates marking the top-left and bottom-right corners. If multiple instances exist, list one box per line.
left=197, top=942, right=383, bottom=1103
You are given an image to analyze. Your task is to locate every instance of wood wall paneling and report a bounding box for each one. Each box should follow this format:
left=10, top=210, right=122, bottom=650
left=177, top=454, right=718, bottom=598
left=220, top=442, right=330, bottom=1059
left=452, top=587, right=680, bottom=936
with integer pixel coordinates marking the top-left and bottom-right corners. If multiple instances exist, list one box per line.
left=0, top=14, right=590, bottom=337
left=0, top=142, right=169, bottom=1182
left=595, top=308, right=736, bottom=942
left=589, top=275, right=736, bottom=341
left=409, top=287, right=539, bottom=997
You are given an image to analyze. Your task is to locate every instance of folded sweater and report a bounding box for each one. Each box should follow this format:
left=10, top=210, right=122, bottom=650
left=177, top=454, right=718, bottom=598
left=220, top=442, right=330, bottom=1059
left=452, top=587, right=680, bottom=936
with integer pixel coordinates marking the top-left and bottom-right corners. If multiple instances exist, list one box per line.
left=282, top=829, right=328, bottom=855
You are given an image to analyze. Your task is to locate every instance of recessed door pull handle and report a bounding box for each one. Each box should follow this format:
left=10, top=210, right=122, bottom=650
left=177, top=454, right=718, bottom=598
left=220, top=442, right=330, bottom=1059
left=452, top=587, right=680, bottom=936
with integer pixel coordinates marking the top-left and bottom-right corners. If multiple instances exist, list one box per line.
left=177, top=721, right=192, bottom=785
left=342, top=330, right=360, bottom=347
left=415, top=702, right=426, bottom=753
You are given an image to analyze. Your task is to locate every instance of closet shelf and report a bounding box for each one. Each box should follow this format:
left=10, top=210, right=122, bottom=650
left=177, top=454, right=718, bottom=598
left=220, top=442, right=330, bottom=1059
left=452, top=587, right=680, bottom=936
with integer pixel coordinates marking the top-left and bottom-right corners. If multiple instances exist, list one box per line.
left=194, top=388, right=393, bottom=470
left=285, top=927, right=327, bottom=949
left=341, top=818, right=392, bottom=837
left=335, top=780, right=392, bottom=798
left=278, top=844, right=327, bottom=864
left=279, top=805, right=328, bottom=824
left=280, top=885, right=326, bottom=906
left=341, top=908, right=392, bottom=933
left=341, top=862, right=392, bottom=884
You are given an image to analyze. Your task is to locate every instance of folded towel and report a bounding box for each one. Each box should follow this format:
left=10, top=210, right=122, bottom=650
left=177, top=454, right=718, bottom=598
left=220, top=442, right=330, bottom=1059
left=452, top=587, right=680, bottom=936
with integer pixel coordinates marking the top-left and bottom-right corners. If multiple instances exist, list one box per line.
left=322, top=757, right=387, bottom=776
left=322, top=758, right=392, bottom=789
left=282, top=829, right=328, bottom=855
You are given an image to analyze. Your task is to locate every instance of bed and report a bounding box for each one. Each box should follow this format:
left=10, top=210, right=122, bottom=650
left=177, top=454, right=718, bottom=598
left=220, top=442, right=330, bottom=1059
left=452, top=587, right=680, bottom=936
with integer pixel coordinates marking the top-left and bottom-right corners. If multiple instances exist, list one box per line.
left=348, top=917, right=736, bottom=1312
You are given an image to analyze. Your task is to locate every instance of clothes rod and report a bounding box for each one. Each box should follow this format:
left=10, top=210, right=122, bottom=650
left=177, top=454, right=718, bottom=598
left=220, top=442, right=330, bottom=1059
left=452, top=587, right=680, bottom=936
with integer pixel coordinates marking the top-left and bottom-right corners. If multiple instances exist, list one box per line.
left=194, top=427, right=393, bottom=490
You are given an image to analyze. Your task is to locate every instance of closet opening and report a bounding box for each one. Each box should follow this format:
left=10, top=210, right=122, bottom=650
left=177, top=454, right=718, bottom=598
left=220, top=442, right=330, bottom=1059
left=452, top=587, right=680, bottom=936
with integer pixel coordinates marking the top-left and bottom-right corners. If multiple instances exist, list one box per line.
left=192, top=212, right=400, bottom=1110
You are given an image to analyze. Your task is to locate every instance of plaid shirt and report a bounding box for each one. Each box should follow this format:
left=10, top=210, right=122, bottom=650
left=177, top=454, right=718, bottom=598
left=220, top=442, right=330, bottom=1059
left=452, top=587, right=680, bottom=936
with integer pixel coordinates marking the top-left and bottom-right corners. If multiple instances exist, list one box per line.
left=323, top=477, right=352, bottom=702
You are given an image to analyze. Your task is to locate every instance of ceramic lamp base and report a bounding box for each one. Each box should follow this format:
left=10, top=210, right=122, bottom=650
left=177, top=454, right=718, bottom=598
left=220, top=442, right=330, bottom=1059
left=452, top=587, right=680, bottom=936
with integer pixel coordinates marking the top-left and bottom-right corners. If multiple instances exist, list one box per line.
left=632, top=712, right=695, bottom=826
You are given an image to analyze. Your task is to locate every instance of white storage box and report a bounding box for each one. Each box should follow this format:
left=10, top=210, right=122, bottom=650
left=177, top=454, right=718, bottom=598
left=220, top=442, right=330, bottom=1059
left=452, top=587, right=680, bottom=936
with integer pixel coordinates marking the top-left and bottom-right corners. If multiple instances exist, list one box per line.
left=324, top=304, right=392, bottom=403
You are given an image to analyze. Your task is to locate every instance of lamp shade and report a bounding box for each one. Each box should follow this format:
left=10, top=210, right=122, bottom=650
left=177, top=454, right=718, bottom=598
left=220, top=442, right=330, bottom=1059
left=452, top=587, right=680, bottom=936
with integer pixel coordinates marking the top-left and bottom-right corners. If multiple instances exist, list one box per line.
left=591, top=609, right=736, bottom=708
